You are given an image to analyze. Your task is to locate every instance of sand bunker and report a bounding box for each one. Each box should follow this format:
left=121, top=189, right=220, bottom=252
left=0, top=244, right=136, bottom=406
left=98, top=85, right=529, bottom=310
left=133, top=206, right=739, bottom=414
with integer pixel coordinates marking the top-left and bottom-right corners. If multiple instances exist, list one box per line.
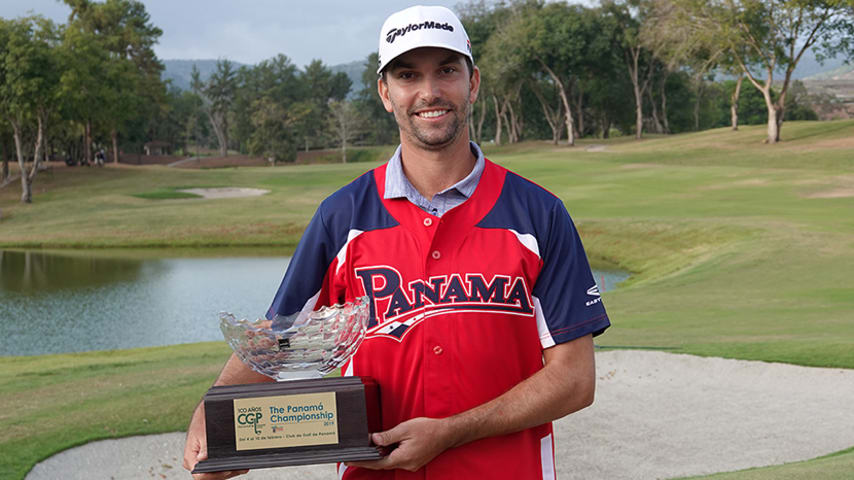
left=25, top=350, right=854, bottom=480
left=701, top=178, right=771, bottom=191
left=178, top=187, right=270, bottom=199
left=805, top=188, right=854, bottom=199
left=620, top=162, right=663, bottom=169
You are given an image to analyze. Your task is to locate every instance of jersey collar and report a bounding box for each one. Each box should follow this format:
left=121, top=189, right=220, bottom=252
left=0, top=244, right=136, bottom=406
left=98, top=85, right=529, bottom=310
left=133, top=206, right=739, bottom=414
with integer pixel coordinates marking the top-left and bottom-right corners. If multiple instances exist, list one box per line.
left=383, top=142, right=485, bottom=202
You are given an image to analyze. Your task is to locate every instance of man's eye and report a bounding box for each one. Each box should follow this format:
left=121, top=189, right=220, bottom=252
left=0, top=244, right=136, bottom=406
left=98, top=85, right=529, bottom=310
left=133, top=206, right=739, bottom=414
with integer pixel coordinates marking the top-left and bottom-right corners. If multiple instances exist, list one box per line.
left=442, top=67, right=457, bottom=74
left=398, top=72, right=414, bottom=80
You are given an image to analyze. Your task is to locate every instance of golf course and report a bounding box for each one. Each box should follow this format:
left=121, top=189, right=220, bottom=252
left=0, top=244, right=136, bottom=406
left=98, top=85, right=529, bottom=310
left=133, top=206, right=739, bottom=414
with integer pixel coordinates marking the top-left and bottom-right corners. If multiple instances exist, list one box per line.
left=1, top=120, right=853, bottom=479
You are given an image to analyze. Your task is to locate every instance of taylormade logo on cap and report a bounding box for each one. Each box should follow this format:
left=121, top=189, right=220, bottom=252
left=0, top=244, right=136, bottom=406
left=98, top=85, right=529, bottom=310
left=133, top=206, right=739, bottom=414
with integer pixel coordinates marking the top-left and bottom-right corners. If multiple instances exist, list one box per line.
left=386, top=21, right=454, bottom=44
left=377, top=5, right=473, bottom=74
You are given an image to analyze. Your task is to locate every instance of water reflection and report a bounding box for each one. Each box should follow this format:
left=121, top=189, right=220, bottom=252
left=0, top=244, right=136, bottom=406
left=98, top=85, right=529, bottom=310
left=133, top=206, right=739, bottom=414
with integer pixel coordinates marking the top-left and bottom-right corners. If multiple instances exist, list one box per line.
left=0, top=250, right=148, bottom=292
left=0, top=250, right=290, bottom=356
left=0, top=250, right=628, bottom=356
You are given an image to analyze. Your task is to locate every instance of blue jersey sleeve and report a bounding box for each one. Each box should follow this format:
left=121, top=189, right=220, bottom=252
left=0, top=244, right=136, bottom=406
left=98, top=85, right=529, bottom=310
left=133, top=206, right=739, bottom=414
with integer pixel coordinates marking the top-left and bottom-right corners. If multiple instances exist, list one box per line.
left=532, top=204, right=610, bottom=346
left=266, top=207, right=334, bottom=320
left=266, top=170, right=398, bottom=321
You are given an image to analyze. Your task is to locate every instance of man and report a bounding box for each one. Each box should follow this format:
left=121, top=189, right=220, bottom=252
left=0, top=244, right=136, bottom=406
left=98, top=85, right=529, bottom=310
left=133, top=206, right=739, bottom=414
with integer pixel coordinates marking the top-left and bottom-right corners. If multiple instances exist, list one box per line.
left=183, top=5, right=609, bottom=480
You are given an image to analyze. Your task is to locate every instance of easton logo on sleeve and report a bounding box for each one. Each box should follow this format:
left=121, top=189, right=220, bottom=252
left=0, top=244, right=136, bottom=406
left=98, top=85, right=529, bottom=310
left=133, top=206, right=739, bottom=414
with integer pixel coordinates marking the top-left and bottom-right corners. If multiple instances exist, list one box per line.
left=385, top=21, right=454, bottom=43
left=585, top=285, right=602, bottom=307
left=355, top=266, right=534, bottom=341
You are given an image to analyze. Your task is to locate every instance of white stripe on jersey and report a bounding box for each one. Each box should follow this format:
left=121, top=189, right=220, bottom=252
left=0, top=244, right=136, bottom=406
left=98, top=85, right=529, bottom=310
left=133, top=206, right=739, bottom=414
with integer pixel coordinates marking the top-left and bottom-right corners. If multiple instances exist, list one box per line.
left=533, top=296, right=556, bottom=348
left=298, top=290, right=321, bottom=324
left=508, top=228, right=540, bottom=258
left=335, top=229, right=365, bottom=274
left=343, top=354, right=354, bottom=377
left=370, top=311, right=427, bottom=336
left=540, top=433, right=556, bottom=480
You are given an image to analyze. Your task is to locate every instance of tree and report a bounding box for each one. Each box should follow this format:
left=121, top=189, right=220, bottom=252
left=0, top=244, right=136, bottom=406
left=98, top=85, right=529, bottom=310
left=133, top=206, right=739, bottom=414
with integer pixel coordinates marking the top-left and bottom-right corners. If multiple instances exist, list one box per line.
left=235, top=54, right=306, bottom=163
left=459, top=1, right=515, bottom=145
left=299, top=59, right=350, bottom=150
left=62, top=0, right=164, bottom=164
left=58, top=14, right=106, bottom=166
left=476, top=2, right=529, bottom=146
left=248, top=96, right=300, bottom=164
left=170, top=88, right=204, bottom=155
left=650, top=0, right=753, bottom=130
left=673, top=0, right=854, bottom=143
left=1, top=16, right=63, bottom=203
left=192, top=59, right=236, bottom=156
left=93, top=0, right=164, bottom=163
left=355, top=52, right=398, bottom=146
left=603, top=0, right=662, bottom=139
left=0, top=20, right=12, bottom=185
left=0, top=126, right=12, bottom=185
left=527, top=75, right=565, bottom=144
left=327, top=100, right=362, bottom=163
left=486, top=2, right=589, bottom=145
left=641, top=0, right=719, bottom=133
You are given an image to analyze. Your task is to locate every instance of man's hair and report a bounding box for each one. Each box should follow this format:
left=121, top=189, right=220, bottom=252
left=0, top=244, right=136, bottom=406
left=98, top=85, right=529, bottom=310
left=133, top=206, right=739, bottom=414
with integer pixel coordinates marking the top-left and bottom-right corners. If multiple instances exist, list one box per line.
left=380, top=55, right=474, bottom=83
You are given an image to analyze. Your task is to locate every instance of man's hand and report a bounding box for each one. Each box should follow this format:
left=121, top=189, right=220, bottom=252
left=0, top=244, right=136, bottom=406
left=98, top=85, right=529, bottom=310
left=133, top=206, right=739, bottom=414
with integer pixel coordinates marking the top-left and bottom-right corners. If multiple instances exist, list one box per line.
left=345, top=417, right=457, bottom=472
left=182, top=402, right=249, bottom=480
left=346, top=334, right=596, bottom=473
left=182, top=402, right=249, bottom=479
left=182, top=353, right=272, bottom=479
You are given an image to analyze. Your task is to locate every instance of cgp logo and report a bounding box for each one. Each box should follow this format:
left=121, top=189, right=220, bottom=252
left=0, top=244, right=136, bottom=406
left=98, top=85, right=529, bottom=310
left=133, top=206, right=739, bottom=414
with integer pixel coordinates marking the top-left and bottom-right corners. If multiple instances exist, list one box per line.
left=237, top=410, right=263, bottom=435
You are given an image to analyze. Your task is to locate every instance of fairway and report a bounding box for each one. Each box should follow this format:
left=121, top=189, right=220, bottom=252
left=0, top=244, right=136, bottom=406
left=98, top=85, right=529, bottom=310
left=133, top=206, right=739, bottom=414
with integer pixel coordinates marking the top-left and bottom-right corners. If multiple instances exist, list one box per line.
left=1, top=120, right=853, bottom=479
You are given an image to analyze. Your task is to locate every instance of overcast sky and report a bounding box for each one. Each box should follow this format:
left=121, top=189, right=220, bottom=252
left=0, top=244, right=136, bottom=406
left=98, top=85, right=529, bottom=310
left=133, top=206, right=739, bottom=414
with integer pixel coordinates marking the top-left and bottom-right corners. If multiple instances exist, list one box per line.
left=0, top=0, right=467, bottom=68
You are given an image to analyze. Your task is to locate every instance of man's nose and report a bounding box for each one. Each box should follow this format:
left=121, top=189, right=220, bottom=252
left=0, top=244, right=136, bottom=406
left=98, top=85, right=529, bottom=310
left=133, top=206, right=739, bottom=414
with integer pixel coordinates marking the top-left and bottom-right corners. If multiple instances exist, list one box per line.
left=418, top=74, right=442, bottom=103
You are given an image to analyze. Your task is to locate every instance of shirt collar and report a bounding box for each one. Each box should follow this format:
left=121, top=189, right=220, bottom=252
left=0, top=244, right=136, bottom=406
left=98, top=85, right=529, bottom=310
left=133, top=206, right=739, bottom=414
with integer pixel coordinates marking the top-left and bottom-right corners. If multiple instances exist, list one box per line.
left=384, top=142, right=485, bottom=201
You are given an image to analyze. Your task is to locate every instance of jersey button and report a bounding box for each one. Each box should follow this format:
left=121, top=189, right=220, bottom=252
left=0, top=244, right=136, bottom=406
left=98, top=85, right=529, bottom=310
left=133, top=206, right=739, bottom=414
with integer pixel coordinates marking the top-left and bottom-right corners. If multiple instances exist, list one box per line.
left=433, top=345, right=443, bottom=355
left=423, top=217, right=433, bottom=227
left=431, top=250, right=441, bottom=260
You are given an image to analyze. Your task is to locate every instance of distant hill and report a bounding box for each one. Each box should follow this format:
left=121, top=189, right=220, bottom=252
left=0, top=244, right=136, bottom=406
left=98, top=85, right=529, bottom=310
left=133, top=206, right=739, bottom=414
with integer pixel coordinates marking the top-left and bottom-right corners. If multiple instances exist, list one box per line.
left=161, top=59, right=248, bottom=91
left=163, top=50, right=848, bottom=100
left=802, top=63, right=854, bottom=105
left=790, top=53, right=848, bottom=80
left=802, top=63, right=854, bottom=82
left=331, top=60, right=369, bottom=97
left=162, top=59, right=369, bottom=98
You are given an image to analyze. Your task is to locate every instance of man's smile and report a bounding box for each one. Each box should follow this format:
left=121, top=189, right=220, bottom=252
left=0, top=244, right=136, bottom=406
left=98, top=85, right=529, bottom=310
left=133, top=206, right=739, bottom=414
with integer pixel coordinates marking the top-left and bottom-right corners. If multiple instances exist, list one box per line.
left=414, top=109, right=450, bottom=119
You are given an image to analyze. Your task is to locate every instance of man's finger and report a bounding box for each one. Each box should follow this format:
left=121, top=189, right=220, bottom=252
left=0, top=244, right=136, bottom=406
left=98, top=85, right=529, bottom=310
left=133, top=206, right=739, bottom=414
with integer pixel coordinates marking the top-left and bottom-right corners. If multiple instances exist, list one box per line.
left=183, top=440, right=204, bottom=470
left=224, top=470, right=250, bottom=479
left=372, top=425, right=404, bottom=447
left=191, top=468, right=250, bottom=480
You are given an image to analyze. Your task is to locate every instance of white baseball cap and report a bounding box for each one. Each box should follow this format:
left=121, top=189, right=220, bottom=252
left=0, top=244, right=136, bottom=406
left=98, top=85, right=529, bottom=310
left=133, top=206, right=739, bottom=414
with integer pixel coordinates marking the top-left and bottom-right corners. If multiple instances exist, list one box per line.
left=377, top=5, right=473, bottom=74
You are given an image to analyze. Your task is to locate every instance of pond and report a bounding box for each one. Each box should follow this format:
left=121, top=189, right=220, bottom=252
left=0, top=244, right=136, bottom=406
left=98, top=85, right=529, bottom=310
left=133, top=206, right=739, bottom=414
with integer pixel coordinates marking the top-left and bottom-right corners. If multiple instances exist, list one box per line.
left=0, top=250, right=628, bottom=356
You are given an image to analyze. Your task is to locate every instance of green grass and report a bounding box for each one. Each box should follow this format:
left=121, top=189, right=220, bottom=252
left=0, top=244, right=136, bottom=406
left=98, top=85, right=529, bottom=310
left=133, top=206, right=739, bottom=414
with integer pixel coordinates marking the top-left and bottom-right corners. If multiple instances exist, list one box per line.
left=678, top=447, right=854, bottom=480
left=131, top=189, right=203, bottom=200
left=295, top=145, right=398, bottom=165
left=0, top=343, right=232, bottom=479
left=1, top=120, right=854, bottom=478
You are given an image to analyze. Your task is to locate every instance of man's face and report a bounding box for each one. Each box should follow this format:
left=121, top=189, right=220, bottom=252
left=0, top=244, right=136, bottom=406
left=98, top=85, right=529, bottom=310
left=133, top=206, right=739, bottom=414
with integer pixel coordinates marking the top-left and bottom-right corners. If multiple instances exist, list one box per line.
left=378, top=48, right=480, bottom=151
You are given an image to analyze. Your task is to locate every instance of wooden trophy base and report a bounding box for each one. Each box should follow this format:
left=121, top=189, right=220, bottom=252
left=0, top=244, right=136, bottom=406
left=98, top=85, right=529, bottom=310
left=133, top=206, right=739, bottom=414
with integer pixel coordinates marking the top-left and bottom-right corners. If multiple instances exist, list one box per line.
left=193, top=376, right=382, bottom=473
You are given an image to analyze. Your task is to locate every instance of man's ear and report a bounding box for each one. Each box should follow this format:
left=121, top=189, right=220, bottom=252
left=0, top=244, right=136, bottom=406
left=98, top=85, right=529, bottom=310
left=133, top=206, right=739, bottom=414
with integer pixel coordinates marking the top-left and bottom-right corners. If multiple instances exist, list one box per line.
left=469, top=65, right=481, bottom=105
left=377, top=77, right=394, bottom=113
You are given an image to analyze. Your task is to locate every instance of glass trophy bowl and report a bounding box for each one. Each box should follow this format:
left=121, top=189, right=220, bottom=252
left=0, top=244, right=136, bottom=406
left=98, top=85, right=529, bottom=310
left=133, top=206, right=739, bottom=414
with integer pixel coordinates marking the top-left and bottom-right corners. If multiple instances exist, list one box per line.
left=219, top=296, right=369, bottom=381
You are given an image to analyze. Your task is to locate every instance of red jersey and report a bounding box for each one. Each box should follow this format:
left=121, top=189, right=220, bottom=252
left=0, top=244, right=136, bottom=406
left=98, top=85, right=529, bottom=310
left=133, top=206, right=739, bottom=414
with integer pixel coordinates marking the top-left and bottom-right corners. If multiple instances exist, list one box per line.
left=268, top=158, right=610, bottom=479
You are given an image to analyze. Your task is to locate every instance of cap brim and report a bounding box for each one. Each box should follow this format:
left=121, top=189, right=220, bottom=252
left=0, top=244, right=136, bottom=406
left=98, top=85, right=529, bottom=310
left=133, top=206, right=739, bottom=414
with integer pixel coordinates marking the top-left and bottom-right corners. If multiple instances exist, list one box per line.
left=376, top=44, right=473, bottom=75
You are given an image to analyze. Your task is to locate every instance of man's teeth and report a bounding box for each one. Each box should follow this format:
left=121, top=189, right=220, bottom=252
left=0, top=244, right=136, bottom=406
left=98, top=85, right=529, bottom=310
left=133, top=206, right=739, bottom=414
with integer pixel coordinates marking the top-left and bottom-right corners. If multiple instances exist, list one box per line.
left=418, top=110, right=448, bottom=118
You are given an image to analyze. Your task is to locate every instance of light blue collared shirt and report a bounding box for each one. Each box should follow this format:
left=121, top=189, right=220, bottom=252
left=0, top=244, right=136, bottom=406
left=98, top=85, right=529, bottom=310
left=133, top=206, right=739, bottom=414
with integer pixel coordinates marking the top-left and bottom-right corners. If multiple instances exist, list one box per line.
left=384, top=142, right=485, bottom=217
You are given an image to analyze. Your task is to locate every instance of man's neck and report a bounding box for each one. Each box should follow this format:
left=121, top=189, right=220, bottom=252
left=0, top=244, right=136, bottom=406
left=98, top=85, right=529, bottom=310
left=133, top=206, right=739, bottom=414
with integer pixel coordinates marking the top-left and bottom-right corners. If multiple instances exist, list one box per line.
left=398, top=136, right=477, bottom=200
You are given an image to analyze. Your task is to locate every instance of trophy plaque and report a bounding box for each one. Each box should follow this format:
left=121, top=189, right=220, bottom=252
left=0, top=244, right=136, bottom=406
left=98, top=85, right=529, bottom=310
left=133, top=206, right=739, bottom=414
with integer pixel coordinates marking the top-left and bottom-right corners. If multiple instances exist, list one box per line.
left=192, top=297, right=382, bottom=473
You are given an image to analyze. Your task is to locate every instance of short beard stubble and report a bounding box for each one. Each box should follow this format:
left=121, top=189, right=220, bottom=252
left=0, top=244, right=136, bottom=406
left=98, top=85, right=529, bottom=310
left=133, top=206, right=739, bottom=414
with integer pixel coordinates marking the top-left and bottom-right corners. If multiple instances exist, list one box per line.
left=390, top=88, right=472, bottom=151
